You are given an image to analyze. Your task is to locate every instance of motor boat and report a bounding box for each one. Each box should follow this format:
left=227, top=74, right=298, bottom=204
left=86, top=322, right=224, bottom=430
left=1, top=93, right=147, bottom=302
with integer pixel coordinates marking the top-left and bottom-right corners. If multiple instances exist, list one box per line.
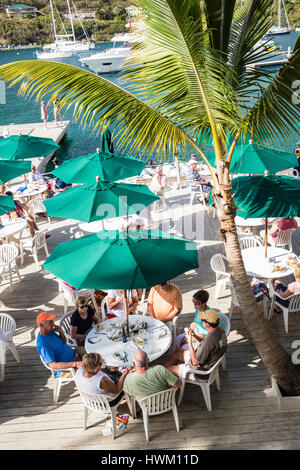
left=79, top=44, right=132, bottom=74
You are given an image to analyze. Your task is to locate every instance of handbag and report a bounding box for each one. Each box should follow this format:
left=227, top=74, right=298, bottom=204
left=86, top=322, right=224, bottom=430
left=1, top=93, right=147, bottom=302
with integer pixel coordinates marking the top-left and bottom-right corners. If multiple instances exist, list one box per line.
left=252, top=283, right=270, bottom=301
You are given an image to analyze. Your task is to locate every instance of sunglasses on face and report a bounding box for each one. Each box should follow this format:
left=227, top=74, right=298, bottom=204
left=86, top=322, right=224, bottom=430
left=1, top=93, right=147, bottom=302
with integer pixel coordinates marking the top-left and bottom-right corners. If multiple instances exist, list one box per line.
left=79, top=304, right=88, bottom=309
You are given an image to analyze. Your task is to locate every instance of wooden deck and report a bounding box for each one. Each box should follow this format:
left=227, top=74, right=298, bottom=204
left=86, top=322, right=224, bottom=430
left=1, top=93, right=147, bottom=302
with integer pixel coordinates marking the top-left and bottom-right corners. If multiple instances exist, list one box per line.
left=1, top=188, right=300, bottom=450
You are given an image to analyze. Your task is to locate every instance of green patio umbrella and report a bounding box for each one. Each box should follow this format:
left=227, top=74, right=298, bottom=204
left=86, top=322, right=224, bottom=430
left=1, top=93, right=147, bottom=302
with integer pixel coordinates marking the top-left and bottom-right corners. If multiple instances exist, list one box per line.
left=232, top=174, right=300, bottom=218
left=43, top=179, right=159, bottom=222
left=43, top=229, right=199, bottom=290
left=0, top=135, right=60, bottom=160
left=43, top=229, right=199, bottom=335
left=52, top=148, right=147, bottom=184
left=0, top=195, right=15, bottom=216
left=232, top=174, right=300, bottom=256
left=205, top=143, right=298, bottom=174
left=101, top=129, right=114, bottom=153
left=0, top=160, right=31, bottom=183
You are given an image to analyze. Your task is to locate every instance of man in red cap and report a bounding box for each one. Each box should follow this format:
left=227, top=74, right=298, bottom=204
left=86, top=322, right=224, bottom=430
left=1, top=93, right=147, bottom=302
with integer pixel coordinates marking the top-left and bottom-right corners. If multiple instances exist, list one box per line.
left=36, top=312, right=84, bottom=378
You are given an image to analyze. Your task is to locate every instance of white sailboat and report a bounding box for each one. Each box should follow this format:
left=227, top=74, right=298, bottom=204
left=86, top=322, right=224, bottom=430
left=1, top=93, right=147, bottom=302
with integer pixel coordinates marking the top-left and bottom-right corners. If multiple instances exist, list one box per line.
left=36, top=0, right=94, bottom=60
left=267, top=0, right=290, bottom=35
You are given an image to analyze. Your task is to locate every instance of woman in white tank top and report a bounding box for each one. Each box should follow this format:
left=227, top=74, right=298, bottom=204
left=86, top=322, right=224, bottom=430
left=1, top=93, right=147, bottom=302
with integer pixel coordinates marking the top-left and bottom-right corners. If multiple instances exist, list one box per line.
left=75, top=353, right=130, bottom=402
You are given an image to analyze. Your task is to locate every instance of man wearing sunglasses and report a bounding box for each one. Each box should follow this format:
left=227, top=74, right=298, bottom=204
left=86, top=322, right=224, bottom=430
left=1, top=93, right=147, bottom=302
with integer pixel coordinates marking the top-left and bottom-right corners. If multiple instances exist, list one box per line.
left=36, top=312, right=85, bottom=378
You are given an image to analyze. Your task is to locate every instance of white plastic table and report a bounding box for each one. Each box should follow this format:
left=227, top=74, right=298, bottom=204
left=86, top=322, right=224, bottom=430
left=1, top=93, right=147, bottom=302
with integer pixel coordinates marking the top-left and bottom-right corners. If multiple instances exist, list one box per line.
left=241, top=246, right=297, bottom=280
left=14, top=185, right=48, bottom=200
left=85, top=315, right=172, bottom=368
left=0, top=220, right=27, bottom=240
left=79, top=216, right=134, bottom=233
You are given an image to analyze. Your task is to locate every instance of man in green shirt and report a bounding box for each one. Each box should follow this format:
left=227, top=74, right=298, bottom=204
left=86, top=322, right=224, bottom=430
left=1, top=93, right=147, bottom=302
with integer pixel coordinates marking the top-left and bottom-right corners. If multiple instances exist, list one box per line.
left=123, top=350, right=181, bottom=399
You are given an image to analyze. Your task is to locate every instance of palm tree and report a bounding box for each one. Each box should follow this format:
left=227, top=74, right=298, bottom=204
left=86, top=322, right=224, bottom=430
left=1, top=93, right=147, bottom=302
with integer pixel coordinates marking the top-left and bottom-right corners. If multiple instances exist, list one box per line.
left=1, top=0, right=300, bottom=393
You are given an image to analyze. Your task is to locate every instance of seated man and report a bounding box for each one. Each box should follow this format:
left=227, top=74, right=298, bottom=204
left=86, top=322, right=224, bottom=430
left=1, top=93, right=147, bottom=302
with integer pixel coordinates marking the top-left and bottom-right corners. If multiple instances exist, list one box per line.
left=29, top=165, right=45, bottom=186
left=164, top=309, right=227, bottom=378
left=147, top=280, right=182, bottom=332
left=123, top=350, right=181, bottom=400
left=186, top=159, right=212, bottom=202
left=36, top=312, right=85, bottom=378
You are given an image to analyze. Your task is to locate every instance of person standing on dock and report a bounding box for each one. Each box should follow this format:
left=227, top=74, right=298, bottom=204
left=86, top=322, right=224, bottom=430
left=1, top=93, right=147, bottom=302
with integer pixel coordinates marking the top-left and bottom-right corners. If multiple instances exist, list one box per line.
left=41, top=101, right=48, bottom=128
left=53, top=97, right=63, bottom=126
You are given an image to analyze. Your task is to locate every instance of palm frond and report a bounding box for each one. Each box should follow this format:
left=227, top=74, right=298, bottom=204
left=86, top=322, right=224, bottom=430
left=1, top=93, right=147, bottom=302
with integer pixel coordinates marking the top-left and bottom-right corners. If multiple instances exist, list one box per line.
left=244, top=39, right=300, bottom=144
left=0, top=60, right=188, bottom=157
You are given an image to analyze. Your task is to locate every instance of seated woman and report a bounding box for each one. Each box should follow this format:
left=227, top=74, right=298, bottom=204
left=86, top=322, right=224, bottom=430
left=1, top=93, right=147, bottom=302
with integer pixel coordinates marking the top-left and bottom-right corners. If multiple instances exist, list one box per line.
left=106, top=289, right=138, bottom=318
left=273, top=265, right=300, bottom=311
left=75, top=352, right=130, bottom=406
left=260, top=217, right=297, bottom=245
left=70, top=296, right=100, bottom=345
left=4, top=191, right=39, bottom=238
left=176, top=289, right=210, bottom=350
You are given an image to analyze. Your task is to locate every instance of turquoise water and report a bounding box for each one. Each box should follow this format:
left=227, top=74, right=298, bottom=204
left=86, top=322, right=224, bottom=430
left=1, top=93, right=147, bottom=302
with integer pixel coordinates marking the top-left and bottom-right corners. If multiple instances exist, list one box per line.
left=0, top=32, right=299, bottom=165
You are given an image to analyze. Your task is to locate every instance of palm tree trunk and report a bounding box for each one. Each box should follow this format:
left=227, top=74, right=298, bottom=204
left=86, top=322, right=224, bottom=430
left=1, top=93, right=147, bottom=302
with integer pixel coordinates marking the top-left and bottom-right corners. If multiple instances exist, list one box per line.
left=213, top=160, right=300, bottom=396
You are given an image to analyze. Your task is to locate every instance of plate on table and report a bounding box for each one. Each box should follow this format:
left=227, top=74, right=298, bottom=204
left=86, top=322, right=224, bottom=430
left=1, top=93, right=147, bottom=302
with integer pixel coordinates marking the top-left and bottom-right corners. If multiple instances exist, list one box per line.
left=272, top=264, right=288, bottom=273
left=88, top=336, right=102, bottom=344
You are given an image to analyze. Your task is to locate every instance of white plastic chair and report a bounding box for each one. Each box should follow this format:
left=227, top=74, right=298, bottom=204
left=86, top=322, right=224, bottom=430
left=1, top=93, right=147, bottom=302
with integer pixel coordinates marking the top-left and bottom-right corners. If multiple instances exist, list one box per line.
left=39, top=353, right=76, bottom=403
left=210, top=253, right=231, bottom=299
left=78, top=390, right=133, bottom=440
left=189, top=184, right=207, bottom=206
left=0, top=244, right=21, bottom=293
left=59, top=311, right=78, bottom=348
left=20, top=230, right=49, bottom=267
left=0, top=313, right=20, bottom=378
left=239, top=236, right=262, bottom=250
left=177, top=354, right=225, bottom=411
left=28, top=195, right=50, bottom=224
left=58, top=280, right=99, bottom=315
left=237, top=226, right=252, bottom=237
left=131, top=387, right=180, bottom=441
left=217, top=312, right=231, bottom=371
left=268, top=292, right=300, bottom=334
left=271, top=228, right=296, bottom=251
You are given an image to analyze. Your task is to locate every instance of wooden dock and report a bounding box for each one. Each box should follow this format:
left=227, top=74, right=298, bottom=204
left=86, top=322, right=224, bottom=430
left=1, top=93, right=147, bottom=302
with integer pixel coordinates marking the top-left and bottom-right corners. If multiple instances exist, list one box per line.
left=0, top=120, right=70, bottom=172
left=1, top=188, right=300, bottom=450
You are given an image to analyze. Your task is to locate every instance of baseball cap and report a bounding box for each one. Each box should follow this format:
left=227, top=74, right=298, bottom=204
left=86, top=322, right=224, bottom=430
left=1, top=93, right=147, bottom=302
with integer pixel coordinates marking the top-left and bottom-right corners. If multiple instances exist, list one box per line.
left=189, top=159, right=198, bottom=165
left=36, top=312, right=57, bottom=324
left=198, top=309, right=219, bottom=323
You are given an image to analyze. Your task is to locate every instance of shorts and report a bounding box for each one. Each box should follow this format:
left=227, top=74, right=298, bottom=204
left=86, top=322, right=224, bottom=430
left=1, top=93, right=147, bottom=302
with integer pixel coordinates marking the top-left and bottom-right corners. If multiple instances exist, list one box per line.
left=178, top=350, right=191, bottom=378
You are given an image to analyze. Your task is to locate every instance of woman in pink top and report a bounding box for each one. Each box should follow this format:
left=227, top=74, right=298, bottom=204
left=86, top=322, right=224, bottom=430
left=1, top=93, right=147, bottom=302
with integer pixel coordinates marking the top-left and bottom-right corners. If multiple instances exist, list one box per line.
left=273, top=265, right=300, bottom=310
left=268, top=217, right=297, bottom=241
left=41, top=101, right=48, bottom=128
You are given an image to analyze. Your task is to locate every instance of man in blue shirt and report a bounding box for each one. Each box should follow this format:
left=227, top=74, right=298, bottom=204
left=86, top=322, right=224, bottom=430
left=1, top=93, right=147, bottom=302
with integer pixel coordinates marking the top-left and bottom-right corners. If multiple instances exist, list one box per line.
left=186, top=159, right=212, bottom=202
left=36, top=312, right=84, bottom=377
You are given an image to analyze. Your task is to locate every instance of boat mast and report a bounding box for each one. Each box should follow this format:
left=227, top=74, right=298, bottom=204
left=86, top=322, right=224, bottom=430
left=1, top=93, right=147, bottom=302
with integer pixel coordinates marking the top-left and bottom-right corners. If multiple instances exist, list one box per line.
left=278, top=0, right=281, bottom=28
left=282, top=0, right=290, bottom=29
left=49, top=0, right=57, bottom=41
left=66, top=0, right=76, bottom=42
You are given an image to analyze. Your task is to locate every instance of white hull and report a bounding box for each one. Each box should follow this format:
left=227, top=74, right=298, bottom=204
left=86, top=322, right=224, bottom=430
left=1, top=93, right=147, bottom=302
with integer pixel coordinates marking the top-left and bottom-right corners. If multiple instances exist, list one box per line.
left=36, top=49, right=73, bottom=59
left=45, top=40, right=95, bottom=52
left=267, top=26, right=290, bottom=35
left=79, top=47, right=131, bottom=73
